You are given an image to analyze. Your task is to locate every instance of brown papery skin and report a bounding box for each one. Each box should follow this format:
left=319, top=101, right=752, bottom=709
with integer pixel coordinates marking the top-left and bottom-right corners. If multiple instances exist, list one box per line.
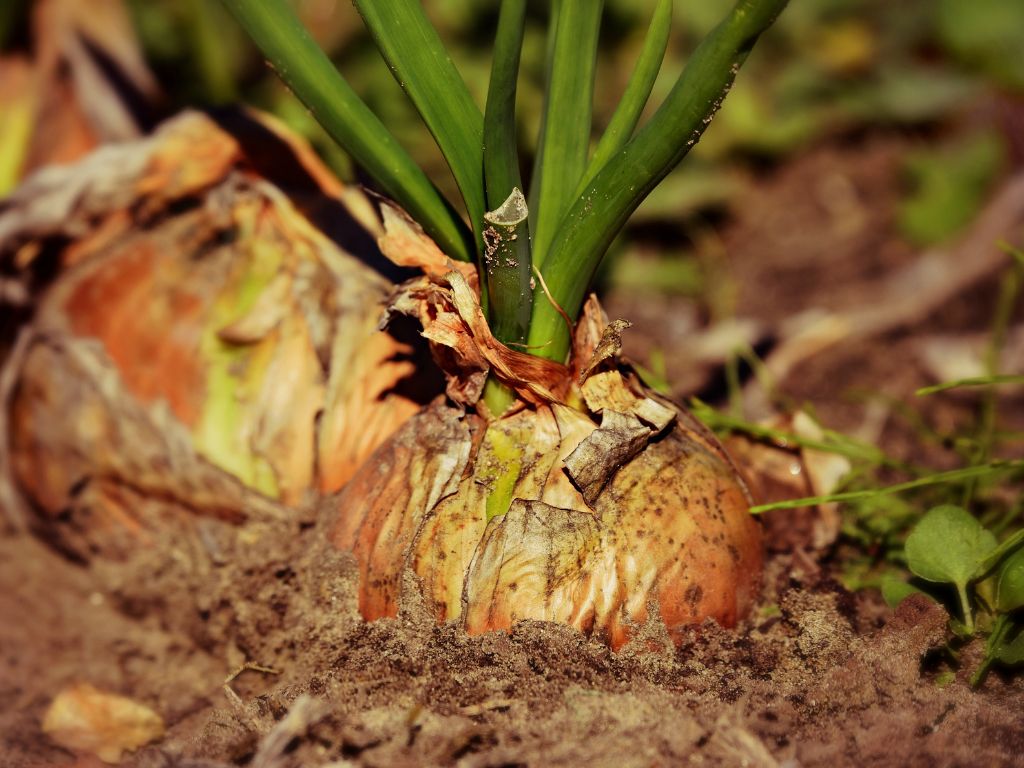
left=2, top=111, right=426, bottom=559
left=329, top=390, right=762, bottom=650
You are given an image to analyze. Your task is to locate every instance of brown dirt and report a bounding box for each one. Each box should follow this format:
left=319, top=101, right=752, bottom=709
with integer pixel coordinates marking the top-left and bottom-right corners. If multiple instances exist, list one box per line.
left=4, top=131, right=1024, bottom=767
left=3, top=511, right=1023, bottom=768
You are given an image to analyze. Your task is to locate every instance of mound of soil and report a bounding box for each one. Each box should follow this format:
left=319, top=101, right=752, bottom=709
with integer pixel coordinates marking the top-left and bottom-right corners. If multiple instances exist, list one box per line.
left=2, top=512, right=1022, bottom=768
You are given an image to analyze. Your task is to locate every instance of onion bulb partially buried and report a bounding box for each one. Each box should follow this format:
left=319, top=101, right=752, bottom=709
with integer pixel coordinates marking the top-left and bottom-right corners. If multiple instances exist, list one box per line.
left=328, top=216, right=762, bottom=649
left=0, top=111, right=428, bottom=560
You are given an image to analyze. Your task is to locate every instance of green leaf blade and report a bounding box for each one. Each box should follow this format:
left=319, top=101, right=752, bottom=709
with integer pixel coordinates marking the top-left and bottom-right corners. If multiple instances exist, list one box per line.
left=220, top=0, right=474, bottom=262
left=529, top=0, right=605, bottom=268
left=905, top=505, right=997, bottom=587
left=351, top=0, right=486, bottom=255
left=995, top=543, right=1024, bottom=613
left=529, top=0, right=788, bottom=362
left=995, top=625, right=1024, bottom=665
left=916, top=374, right=1024, bottom=396
left=482, top=189, right=532, bottom=348
left=747, top=460, right=1024, bottom=514
left=483, top=0, right=533, bottom=347
left=580, top=0, right=672, bottom=192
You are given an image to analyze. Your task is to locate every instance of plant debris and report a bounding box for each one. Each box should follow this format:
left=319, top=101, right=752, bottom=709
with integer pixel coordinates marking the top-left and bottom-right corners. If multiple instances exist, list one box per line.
left=42, top=683, right=165, bottom=764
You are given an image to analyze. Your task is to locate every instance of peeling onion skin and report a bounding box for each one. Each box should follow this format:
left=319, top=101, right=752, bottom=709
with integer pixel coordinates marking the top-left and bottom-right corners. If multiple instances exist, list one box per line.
left=1, top=111, right=426, bottom=559
left=466, top=423, right=762, bottom=649
left=329, top=377, right=762, bottom=650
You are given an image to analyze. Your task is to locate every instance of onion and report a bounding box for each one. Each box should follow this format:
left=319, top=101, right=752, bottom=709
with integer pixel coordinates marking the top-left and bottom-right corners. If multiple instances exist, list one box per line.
left=328, top=214, right=762, bottom=648
left=1, top=111, right=426, bottom=558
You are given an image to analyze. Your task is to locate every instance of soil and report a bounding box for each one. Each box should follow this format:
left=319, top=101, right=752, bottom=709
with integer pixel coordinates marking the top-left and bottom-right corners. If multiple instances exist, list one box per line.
left=3, top=130, right=1024, bottom=767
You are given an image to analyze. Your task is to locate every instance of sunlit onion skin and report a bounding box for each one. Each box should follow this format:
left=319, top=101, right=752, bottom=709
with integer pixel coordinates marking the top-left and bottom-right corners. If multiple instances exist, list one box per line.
left=329, top=368, right=762, bottom=649
left=466, top=411, right=762, bottom=648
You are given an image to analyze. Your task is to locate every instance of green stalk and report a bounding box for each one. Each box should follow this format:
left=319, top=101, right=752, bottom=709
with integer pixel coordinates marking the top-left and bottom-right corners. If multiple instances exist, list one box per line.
left=220, top=0, right=474, bottom=262
left=529, top=0, right=788, bottom=363
left=578, top=0, right=672, bottom=192
left=351, top=0, right=486, bottom=261
left=483, top=0, right=533, bottom=348
left=528, top=0, right=604, bottom=267
left=963, top=252, right=1022, bottom=506
left=971, top=613, right=1011, bottom=686
left=480, top=189, right=530, bottom=418
left=957, top=582, right=975, bottom=634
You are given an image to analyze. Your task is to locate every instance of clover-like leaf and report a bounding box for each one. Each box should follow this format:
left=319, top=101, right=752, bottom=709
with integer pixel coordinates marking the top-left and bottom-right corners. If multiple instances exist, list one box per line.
left=995, top=544, right=1024, bottom=614
left=994, top=624, right=1024, bottom=666
left=905, top=505, right=997, bottom=587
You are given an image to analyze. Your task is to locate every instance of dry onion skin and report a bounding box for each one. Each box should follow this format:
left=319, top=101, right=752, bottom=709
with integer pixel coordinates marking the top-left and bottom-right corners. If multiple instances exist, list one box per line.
left=0, top=111, right=427, bottom=558
left=329, top=216, right=762, bottom=650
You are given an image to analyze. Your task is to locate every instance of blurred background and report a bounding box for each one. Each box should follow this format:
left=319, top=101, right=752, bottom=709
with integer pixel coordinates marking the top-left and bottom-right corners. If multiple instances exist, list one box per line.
left=2, top=0, right=1022, bottom=395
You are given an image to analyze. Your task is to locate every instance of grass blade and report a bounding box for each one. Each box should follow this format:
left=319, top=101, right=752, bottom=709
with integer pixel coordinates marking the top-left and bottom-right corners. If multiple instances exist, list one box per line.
left=975, top=529, right=1024, bottom=581
left=529, top=0, right=788, bottom=362
left=220, top=0, right=474, bottom=262
left=352, top=0, right=486, bottom=256
left=917, top=375, right=1024, bottom=396
left=690, top=401, right=912, bottom=471
left=578, top=0, right=672, bottom=192
left=748, top=460, right=1024, bottom=514
left=964, top=252, right=1021, bottom=505
left=528, top=0, right=604, bottom=267
left=483, top=0, right=533, bottom=347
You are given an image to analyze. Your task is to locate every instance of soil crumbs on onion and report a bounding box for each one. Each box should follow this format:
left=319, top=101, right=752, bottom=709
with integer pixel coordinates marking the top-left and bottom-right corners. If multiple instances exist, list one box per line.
left=4, top=134, right=1024, bottom=767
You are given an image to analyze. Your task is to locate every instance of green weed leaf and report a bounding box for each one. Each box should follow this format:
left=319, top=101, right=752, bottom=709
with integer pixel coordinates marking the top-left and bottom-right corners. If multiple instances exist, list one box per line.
left=898, top=130, right=1005, bottom=246
left=351, top=0, right=486, bottom=252
left=974, top=528, right=1024, bottom=582
left=995, top=544, right=1024, bottom=613
left=995, top=626, right=1024, bottom=665
left=905, top=505, right=997, bottom=587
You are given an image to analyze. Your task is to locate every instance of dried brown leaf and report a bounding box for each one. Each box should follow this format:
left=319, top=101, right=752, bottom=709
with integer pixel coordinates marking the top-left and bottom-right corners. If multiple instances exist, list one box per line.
left=0, top=57, right=36, bottom=195
left=571, top=294, right=611, bottom=375
left=579, top=319, right=632, bottom=383
left=725, top=410, right=848, bottom=552
left=42, top=683, right=164, bottom=764
left=563, top=410, right=653, bottom=506
left=378, top=202, right=478, bottom=288
left=1, top=0, right=159, bottom=187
